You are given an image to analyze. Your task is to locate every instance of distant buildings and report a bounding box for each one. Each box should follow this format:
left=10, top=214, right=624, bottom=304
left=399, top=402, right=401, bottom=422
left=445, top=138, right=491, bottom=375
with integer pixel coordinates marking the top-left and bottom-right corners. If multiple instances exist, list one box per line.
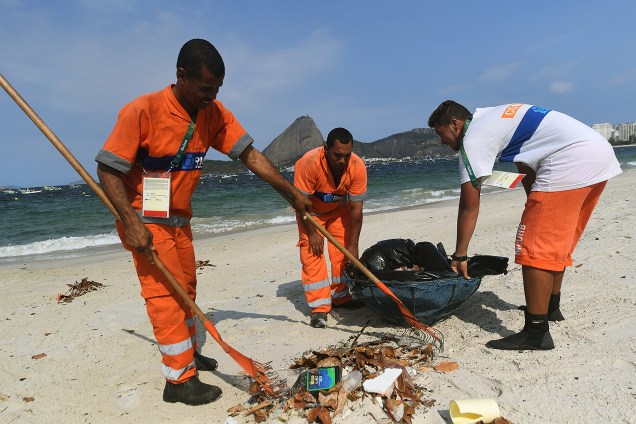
left=592, top=122, right=636, bottom=145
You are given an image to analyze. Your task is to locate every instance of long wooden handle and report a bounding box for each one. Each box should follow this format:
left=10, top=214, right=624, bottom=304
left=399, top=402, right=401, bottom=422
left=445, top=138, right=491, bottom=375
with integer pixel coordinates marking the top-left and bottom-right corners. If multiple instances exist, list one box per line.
left=0, top=72, right=212, bottom=328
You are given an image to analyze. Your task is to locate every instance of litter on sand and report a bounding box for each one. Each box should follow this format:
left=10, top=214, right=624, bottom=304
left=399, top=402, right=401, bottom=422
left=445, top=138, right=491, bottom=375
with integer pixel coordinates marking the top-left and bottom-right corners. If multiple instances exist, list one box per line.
left=228, top=333, right=450, bottom=423
left=56, top=277, right=104, bottom=303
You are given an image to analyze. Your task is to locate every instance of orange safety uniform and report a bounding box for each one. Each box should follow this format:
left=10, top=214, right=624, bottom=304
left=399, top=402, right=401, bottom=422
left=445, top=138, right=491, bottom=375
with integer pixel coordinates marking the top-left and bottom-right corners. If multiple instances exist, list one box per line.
left=96, top=85, right=252, bottom=383
left=293, top=146, right=367, bottom=313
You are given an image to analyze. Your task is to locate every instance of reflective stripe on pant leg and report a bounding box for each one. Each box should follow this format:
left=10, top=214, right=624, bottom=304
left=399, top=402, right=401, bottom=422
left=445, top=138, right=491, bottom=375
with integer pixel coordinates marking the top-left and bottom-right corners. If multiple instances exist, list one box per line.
left=326, top=213, right=351, bottom=305
left=297, top=215, right=332, bottom=313
left=129, top=224, right=197, bottom=383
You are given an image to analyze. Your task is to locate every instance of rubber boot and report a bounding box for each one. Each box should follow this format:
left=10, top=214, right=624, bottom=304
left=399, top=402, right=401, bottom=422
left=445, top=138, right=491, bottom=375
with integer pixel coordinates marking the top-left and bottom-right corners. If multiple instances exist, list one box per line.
left=519, top=293, right=565, bottom=321
left=194, top=350, right=218, bottom=372
left=486, top=311, right=555, bottom=351
left=547, top=293, right=565, bottom=321
left=163, top=376, right=222, bottom=405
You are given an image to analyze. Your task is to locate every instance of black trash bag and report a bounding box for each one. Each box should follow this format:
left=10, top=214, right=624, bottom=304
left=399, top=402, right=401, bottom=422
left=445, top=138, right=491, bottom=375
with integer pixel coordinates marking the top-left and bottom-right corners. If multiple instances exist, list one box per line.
left=414, top=241, right=453, bottom=271
left=359, top=238, right=417, bottom=272
left=467, top=255, right=509, bottom=277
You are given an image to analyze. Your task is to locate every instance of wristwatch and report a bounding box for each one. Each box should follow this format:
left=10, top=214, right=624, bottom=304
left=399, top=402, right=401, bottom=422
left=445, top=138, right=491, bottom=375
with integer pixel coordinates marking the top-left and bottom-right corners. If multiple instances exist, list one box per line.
left=451, top=253, right=468, bottom=262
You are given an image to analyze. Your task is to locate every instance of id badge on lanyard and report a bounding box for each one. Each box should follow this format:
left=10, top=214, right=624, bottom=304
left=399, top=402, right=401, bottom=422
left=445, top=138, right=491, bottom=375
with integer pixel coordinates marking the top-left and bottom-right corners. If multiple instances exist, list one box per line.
left=142, top=171, right=171, bottom=218
left=140, top=120, right=195, bottom=218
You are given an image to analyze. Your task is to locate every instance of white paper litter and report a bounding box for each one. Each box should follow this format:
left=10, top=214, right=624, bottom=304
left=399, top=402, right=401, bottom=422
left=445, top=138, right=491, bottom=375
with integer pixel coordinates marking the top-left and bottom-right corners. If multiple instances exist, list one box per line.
left=362, top=368, right=403, bottom=396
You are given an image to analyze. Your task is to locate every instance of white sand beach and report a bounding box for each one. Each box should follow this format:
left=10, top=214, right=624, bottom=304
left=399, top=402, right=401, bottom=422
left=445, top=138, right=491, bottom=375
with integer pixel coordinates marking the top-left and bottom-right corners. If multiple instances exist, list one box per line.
left=1, top=169, right=634, bottom=424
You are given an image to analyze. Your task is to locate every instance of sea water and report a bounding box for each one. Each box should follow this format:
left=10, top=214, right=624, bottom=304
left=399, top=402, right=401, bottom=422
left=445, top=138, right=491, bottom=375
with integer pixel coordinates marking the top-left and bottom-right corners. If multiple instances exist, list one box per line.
left=1, top=147, right=634, bottom=262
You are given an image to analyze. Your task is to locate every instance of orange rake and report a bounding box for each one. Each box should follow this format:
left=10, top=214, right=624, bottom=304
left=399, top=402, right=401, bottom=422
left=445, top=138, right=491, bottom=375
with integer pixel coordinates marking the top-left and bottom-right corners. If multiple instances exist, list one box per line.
left=0, top=72, right=279, bottom=396
left=276, top=189, right=444, bottom=350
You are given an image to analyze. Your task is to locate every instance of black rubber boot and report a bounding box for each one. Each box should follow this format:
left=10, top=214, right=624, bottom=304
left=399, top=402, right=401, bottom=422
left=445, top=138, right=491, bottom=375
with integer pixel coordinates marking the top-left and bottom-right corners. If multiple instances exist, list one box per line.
left=194, top=350, right=218, bottom=372
left=486, top=311, right=555, bottom=351
left=332, top=298, right=366, bottom=310
left=310, top=312, right=328, bottom=328
left=163, top=376, right=222, bottom=405
left=518, top=293, right=565, bottom=321
left=547, top=293, right=565, bottom=321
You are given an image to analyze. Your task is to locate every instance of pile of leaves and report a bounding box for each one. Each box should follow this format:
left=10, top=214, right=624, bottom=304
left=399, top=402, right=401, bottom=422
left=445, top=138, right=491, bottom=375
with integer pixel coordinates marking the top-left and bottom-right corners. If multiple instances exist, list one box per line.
left=57, top=277, right=104, bottom=303
left=228, top=335, right=443, bottom=423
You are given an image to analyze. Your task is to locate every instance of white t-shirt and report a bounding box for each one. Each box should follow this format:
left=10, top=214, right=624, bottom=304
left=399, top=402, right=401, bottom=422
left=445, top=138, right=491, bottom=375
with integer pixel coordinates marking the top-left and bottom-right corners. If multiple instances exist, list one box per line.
left=459, top=104, right=622, bottom=192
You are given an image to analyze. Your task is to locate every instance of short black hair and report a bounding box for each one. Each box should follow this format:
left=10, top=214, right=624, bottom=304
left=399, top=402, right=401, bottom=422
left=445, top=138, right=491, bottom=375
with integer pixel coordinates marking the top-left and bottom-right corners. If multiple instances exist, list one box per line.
left=326, top=127, right=353, bottom=148
left=177, top=39, right=225, bottom=80
left=428, top=100, right=472, bottom=127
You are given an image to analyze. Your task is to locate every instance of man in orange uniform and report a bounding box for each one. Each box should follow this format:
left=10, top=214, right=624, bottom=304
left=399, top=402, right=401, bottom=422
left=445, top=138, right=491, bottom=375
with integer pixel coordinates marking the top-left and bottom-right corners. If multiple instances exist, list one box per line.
left=95, top=39, right=310, bottom=405
left=294, top=127, right=368, bottom=328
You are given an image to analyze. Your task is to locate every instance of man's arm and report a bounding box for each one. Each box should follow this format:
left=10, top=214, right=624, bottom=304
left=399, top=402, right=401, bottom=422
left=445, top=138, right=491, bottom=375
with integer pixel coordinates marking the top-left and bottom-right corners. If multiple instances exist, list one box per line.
left=239, top=145, right=311, bottom=214
left=515, top=162, right=536, bottom=196
left=454, top=180, right=481, bottom=279
left=97, top=163, right=155, bottom=263
left=347, top=201, right=363, bottom=259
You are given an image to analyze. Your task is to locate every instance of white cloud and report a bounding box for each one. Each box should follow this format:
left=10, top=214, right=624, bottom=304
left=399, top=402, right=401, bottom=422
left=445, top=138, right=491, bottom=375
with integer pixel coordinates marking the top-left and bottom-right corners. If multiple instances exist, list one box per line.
left=479, top=60, right=523, bottom=83
left=550, top=80, right=574, bottom=94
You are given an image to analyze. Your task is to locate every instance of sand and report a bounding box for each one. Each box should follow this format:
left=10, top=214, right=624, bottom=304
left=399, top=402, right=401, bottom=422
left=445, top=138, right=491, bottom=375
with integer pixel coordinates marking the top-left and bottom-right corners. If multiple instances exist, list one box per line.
left=1, top=169, right=634, bottom=424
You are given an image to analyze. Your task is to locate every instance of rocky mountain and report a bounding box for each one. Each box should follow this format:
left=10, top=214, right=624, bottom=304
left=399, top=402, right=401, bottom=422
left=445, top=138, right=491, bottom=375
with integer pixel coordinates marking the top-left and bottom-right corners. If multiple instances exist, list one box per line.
left=202, top=116, right=452, bottom=174
left=262, top=116, right=324, bottom=165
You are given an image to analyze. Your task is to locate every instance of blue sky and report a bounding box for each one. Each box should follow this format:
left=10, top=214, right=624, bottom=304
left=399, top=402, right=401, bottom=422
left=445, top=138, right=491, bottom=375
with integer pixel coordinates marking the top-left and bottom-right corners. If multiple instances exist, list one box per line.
left=1, top=0, right=634, bottom=187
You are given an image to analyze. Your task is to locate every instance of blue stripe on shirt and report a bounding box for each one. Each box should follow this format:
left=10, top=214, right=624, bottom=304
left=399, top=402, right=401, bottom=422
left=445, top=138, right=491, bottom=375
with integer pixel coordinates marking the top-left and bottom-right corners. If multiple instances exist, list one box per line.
left=137, top=148, right=207, bottom=171
left=499, top=106, right=551, bottom=162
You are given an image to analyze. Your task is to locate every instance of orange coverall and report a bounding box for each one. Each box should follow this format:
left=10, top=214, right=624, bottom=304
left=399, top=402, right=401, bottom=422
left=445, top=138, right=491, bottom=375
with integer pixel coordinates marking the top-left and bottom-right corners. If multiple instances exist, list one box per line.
left=96, top=85, right=253, bottom=383
left=293, top=146, right=367, bottom=313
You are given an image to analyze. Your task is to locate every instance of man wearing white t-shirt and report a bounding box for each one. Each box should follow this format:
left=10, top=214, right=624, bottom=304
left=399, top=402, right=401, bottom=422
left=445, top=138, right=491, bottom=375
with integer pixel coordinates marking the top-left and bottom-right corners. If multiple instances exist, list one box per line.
left=428, top=100, right=622, bottom=350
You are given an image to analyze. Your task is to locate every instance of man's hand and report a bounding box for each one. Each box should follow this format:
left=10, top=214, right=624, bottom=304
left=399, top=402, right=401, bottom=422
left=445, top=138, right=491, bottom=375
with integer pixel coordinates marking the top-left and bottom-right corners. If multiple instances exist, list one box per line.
left=308, top=232, right=324, bottom=256
left=124, top=221, right=156, bottom=264
left=291, top=190, right=312, bottom=215
left=451, top=258, right=470, bottom=280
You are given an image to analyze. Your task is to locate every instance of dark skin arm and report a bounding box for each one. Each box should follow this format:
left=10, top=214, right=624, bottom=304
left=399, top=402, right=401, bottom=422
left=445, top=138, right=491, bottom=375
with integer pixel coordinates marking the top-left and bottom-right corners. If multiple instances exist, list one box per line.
left=453, top=179, right=482, bottom=279
left=239, top=144, right=312, bottom=215
left=299, top=209, right=324, bottom=257
left=346, top=201, right=363, bottom=259
left=515, top=162, right=536, bottom=196
left=97, top=163, right=156, bottom=263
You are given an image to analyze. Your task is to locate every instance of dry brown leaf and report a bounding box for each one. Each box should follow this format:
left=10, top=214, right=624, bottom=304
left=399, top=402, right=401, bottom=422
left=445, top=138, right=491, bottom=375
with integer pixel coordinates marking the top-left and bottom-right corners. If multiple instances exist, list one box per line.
left=31, top=353, right=47, bottom=360
left=494, top=417, right=514, bottom=424
left=317, top=357, right=341, bottom=368
left=227, top=403, right=245, bottom=415
left=318, top=391, right=338, bottom=410
left=253, top=409, right=268, bottom=423
left=332, top=386, right=348, bottom=418
left=307, top=406, right=332, bottom=424
left=248, top=381, right=261, bottom=395
left=22, top=397, right=34, bottom=402
left=434, top=361, right=459, bottom=373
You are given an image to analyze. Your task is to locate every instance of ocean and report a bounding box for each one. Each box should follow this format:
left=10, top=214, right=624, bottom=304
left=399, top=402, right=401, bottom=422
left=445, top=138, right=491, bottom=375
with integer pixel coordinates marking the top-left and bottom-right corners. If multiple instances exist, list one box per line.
left=1, top=146, right=635, bottom=263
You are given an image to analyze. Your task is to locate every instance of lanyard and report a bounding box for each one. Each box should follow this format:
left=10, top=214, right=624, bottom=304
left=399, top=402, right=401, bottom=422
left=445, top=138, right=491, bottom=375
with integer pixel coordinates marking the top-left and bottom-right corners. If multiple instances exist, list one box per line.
left=168, top=120, right=195, bottom=171
left=459, top=119, right=480, bottom=188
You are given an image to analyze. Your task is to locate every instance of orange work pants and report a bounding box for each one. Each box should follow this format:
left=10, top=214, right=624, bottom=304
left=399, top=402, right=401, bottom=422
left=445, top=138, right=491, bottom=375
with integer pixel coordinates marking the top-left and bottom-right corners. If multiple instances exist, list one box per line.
left=296, top=209, right=352, bottom=313
left=117, top=222, right=198, bottom=383
left=515, top=181, right=607, bottom=271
